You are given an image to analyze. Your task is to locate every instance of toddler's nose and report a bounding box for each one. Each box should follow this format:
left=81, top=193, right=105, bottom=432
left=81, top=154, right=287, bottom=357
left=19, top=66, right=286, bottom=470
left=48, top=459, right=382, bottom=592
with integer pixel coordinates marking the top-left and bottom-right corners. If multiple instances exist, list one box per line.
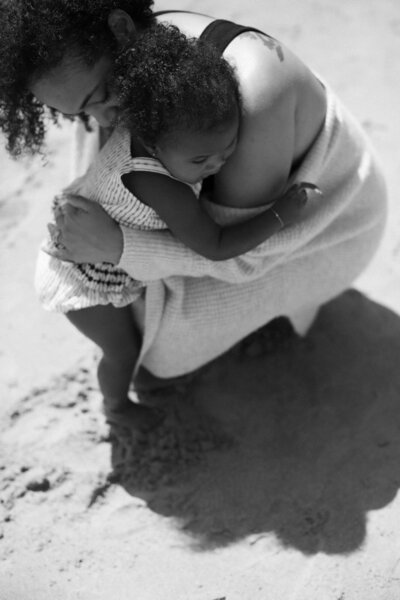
left=207, top=157, right=226, bottom=173
left=84, top=105, right=118, bottom=128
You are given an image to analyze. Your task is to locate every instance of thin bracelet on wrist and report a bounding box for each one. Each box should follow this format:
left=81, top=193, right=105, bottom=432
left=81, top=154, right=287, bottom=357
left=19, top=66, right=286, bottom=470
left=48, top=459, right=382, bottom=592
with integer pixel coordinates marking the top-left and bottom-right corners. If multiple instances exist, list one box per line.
left=270, top=208, right=285, bottom=229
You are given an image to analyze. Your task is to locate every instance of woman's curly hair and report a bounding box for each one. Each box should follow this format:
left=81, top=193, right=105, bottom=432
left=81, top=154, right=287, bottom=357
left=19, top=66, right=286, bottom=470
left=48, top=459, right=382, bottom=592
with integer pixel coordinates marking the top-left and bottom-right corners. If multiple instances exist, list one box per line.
left=113, top=23, right=241, bottom=148
left=0, top=0, right=154, bottom=156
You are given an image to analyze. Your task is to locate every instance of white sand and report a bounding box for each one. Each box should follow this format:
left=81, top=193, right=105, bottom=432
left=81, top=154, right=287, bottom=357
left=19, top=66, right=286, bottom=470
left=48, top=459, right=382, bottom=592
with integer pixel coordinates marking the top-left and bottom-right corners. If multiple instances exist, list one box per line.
left=1, top=1, right=400, bottom=598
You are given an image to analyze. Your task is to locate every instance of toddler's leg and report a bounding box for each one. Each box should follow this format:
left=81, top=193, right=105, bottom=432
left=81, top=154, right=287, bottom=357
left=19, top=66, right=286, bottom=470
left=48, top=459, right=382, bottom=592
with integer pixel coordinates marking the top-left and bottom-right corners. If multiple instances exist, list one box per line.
left=289, top=305, right=320, bottom=336
left=66, top=305, right=157, bottom=430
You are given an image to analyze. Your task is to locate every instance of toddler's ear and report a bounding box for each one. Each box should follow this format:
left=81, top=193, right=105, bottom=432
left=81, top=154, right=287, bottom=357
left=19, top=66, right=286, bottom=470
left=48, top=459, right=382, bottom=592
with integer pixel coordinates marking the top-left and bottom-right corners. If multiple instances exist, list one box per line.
left=108, top=9, right=137, bottom=48
left=142, top=141, right=157, bottom=158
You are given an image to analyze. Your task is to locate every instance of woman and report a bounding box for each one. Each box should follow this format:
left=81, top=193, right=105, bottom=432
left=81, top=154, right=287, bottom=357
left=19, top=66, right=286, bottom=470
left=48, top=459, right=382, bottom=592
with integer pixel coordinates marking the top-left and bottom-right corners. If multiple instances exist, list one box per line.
left=0, top=1, right=387, bottom=383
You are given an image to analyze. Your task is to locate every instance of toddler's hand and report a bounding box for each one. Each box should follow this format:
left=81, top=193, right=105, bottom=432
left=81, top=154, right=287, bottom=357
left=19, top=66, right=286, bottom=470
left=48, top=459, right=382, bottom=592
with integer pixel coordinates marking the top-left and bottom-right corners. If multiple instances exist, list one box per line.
left=272, top=182, right=322, bottom=227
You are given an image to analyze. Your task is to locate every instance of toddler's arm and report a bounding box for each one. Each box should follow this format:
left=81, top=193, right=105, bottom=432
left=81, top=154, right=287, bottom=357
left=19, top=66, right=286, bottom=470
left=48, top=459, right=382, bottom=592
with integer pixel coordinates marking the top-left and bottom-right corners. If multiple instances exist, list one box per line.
left=124, top=172, right=314, bottom=261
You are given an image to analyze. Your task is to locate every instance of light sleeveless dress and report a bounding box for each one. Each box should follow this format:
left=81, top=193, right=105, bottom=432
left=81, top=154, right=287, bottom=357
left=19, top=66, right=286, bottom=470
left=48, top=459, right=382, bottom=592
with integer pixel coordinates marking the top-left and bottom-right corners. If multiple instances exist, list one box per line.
left=35, top=127, right=201, bottom=312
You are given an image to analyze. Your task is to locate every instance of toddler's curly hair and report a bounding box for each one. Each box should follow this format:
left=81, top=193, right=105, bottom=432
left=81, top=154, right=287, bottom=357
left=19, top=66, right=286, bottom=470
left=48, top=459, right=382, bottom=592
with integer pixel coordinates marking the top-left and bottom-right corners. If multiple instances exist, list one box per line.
left=0, top=0, right=154, bottom=156
left=113, top=23, right=241, bottom=148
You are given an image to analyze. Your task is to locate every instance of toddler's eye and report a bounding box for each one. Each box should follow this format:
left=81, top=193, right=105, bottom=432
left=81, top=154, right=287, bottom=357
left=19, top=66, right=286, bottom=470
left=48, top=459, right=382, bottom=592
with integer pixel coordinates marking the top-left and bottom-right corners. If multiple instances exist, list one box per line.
left=191, top=157, right=207, bottom=165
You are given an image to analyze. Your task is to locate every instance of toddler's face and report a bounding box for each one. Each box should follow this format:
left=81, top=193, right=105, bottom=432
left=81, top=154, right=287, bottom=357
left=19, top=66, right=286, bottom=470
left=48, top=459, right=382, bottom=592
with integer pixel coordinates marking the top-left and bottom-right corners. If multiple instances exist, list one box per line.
left=154, top=117, right=239, bottom=184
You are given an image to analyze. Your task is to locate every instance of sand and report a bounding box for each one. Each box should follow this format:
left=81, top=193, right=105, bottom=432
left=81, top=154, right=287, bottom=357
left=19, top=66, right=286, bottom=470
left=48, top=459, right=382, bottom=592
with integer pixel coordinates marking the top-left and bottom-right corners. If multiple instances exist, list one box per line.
left=2, top=0, right=400, bottom=598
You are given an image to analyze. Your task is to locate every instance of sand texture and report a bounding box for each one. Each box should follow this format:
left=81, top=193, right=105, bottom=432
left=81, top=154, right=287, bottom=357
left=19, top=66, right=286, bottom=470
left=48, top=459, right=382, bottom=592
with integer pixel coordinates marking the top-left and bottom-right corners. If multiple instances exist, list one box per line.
left=2, top=0, right=400, bottom=598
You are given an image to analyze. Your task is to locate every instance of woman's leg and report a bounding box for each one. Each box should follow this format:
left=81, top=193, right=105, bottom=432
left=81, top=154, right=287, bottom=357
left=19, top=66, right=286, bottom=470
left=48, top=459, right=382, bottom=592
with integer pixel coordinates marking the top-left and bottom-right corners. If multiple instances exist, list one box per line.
left=66, top=304, right=157, bottom=430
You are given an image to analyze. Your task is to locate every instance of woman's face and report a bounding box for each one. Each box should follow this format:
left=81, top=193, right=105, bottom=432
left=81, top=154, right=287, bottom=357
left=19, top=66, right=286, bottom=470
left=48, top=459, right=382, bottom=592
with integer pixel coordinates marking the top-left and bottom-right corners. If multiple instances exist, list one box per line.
left=30, top=54, right=119, bottom=128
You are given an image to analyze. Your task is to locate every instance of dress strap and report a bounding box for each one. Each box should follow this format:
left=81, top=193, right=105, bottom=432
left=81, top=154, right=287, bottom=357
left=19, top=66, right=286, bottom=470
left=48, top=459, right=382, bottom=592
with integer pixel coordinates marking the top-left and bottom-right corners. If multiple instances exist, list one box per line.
left=199, top=19, right=270, bottom=54
left=154, top=10, right=199, bottom=17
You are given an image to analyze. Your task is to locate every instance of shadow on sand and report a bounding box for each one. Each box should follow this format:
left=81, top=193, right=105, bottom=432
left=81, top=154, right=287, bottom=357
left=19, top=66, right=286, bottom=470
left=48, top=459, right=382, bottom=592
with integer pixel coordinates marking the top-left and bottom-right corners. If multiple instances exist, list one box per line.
left=111, top=289, right=400, bottom=555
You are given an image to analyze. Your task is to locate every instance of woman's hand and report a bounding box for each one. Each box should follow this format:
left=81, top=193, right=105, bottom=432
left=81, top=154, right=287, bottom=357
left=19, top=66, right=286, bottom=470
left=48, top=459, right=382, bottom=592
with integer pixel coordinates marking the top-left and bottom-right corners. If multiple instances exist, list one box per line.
left=47, top=196, right=123, bottom=264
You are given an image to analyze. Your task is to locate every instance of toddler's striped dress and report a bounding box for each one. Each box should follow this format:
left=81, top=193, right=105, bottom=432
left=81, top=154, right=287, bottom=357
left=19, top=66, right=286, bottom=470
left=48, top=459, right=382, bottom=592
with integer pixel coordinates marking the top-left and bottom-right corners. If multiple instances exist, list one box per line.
left=35, top=127, right=201, bottom=312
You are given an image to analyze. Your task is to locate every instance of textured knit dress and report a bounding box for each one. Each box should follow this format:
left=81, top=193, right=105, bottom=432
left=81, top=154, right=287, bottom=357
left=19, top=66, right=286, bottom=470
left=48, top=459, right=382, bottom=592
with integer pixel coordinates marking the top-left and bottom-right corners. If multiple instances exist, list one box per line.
left=35, top=127, right=201, bottom=312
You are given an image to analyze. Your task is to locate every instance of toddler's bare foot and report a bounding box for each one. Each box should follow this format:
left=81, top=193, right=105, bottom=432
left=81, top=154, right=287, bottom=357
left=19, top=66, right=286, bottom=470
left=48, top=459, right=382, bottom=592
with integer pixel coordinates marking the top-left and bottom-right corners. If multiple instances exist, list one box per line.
left=103, top=400, right=162, bottom=432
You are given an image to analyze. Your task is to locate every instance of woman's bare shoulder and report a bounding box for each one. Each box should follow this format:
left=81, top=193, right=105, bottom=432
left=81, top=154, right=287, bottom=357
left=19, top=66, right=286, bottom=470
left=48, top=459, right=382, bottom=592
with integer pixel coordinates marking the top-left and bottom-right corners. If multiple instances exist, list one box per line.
left=158, top=12, right=303, bottom=102
left=216, top=30, right=326, bottom=208
left=213, top=33, right=303, bottom=206
left=224, top=29, right=306, bottom=108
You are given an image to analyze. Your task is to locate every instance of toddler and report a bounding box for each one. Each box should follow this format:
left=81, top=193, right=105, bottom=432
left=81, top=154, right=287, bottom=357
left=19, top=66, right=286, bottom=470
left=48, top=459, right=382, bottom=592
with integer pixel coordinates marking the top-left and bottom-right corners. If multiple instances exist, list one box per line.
left=36, top=23, right=318, bottom=429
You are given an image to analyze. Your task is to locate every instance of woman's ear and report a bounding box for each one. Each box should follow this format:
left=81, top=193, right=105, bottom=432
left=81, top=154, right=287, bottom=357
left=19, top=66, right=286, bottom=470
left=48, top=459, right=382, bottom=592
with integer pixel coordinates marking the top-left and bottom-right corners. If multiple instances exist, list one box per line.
left=108, top=9, right=137, bottom=48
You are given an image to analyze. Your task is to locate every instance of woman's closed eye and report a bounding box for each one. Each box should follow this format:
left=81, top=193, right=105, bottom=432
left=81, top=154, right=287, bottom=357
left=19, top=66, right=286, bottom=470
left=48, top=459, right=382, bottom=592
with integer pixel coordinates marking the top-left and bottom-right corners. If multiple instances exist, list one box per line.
left=91, top=84, right=110, bottom=106
left=59, top=85, right=111, bottom=118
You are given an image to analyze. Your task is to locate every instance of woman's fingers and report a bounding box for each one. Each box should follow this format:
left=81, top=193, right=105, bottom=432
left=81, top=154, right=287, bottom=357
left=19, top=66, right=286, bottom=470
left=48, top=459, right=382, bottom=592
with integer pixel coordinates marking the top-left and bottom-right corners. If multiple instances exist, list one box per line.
left=46, top=222, right=65, bottom=249
left=42, top=242, right=74, bottom=262
left=62, top=195, right=93, bottom=212
left=53, top=198, right=86, bottom=239
left=46, top=194, right=123, bottom=264
left=47, top=222, right=58, bottom=241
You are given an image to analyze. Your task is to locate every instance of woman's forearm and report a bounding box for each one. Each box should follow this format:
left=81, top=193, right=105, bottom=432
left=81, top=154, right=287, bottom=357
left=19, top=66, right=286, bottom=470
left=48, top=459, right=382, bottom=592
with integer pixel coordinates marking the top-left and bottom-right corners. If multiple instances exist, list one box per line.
left=118, top=224, right=287, bottom=284
left=118, top=183, right=313, bottom=280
